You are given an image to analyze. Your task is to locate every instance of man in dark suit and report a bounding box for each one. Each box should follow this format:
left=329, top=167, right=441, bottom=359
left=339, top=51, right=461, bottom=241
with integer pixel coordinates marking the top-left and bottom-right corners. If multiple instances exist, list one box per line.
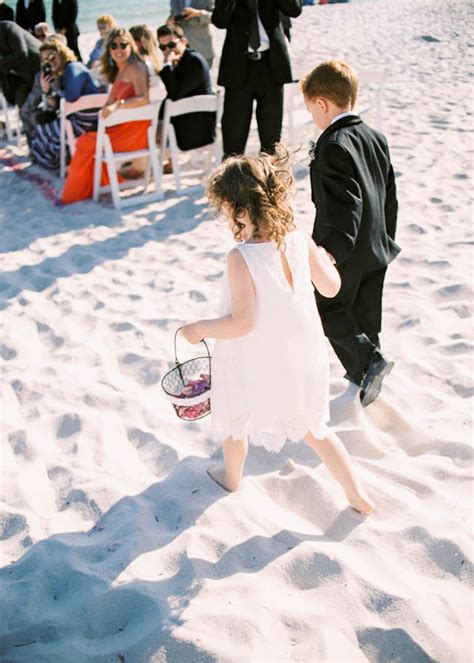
left=0, top=20, right=40, bottom=107
left=212, top=0, right=301, bottom=157
left=157, top=23, right=215, bottom=152
left=52, top=0, right=81, bottom=61
left=15, top=0, right=45, bottom=33
left=302, top=60, right=400, bottom=406
left=0, top=2, right=14, bottom=22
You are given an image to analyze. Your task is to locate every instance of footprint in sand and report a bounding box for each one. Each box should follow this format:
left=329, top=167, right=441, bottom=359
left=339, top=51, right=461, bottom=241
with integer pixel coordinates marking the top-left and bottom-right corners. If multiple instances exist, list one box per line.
left=56, top=413, right=82, bottom=439
left=36, top=321, right=64, bottom=348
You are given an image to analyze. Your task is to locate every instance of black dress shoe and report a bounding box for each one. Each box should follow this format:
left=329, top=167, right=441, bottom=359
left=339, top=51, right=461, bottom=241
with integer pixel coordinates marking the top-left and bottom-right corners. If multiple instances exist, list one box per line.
left=360, top=353, right=394, bottom=406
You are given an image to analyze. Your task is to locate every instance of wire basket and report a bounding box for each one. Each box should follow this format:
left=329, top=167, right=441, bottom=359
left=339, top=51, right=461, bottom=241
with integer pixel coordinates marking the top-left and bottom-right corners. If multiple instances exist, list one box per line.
left=161, top=327, right=211, bottom=421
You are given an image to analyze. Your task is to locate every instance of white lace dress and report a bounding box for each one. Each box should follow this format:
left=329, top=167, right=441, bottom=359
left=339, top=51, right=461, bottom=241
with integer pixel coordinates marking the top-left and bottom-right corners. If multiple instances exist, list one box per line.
left=211, top=230, right=330, bottom=453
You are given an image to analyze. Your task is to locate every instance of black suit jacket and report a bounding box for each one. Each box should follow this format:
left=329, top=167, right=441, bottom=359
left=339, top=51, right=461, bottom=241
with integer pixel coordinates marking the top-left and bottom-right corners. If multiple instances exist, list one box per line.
left=0, top=21, right=40, bottom=103
left=15, top=0, right=45, bottom=32
left=52, top=0, right=79, bottom=36
left=310, top=115, right=400, bottom=270
left=212, top=0, right=301, bottom=89
left=0, top=5, right=14, bottom=22
left=160, top=48, right=216, bottom=151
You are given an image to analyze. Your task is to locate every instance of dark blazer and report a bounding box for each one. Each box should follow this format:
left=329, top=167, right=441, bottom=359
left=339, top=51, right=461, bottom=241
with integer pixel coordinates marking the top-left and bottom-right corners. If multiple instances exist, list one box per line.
left=15, top=0, right=45, bottom=33
left=310, top=115, right=400, bottom=270
left=160, top=47, right=216, bottom=151
left=212, top=0, right=301, bottom=89
left=0, top=5, right=14, bottom=21
left=0, top=20, right=40, bottom=103
left=52, top=0, right=79, bottom=36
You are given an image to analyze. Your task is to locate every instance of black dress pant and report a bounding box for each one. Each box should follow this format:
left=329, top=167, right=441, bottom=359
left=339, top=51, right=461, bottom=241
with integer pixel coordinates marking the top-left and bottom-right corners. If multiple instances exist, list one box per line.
left=66, top=29, right=82, bottom=62
left=316, top=264, right=387, bottom=385
left=222, top=54, right=283, bottom=157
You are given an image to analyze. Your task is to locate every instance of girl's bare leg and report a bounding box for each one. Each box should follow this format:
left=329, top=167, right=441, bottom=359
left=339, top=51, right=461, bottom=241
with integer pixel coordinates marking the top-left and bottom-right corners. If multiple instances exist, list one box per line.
left=207, top=436, right=248, bottom=492
left=304, top=430, right=375, bottom=515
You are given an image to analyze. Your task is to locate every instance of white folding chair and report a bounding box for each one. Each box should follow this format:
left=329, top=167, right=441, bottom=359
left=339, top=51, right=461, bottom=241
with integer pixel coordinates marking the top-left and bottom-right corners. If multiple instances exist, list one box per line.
left=59, top=92, right=108, bottom=178
left=92, top=102, right=162, bottom=210
left=160, top=92, right=222, bottom=193
left=283, top=80, right=314, bottom=150
left=0, top=92, right=22, bottom=147
left=355, top=68, right=387, bottom=129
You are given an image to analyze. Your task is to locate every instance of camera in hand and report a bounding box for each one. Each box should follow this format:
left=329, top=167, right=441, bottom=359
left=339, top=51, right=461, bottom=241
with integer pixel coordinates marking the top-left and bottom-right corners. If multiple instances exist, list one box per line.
left=41, top=62, right=52, bottom=76
left=173, top=13, right=185, bottom=21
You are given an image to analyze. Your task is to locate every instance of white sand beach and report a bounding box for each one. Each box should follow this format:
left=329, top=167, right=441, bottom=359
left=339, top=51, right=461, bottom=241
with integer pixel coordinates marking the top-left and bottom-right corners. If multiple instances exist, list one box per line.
left=0, top=0, right=473, bottom=661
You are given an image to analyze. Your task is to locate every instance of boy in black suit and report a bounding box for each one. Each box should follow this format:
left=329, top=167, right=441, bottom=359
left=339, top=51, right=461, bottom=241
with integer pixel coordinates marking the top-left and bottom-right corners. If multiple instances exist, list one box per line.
left=302, top=60, right=400, bottom=406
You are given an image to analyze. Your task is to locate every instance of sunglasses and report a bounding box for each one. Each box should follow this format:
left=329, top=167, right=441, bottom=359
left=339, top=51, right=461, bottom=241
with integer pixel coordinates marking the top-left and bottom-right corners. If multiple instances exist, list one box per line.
left=41, top=53, right=57, bottom=63
left=159, top=39, right=181, bottom=51
left=110, top=42, right=130, bottom=50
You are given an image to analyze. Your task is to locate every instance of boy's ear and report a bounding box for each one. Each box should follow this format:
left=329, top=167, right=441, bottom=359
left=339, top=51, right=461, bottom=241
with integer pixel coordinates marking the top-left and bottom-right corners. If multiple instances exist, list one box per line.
left=317, top=97, right=329, bottom=113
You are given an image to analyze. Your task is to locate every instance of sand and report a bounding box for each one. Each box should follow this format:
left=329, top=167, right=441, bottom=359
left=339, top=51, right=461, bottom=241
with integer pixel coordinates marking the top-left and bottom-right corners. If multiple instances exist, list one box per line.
left=0, top=0, right=473, bottom=661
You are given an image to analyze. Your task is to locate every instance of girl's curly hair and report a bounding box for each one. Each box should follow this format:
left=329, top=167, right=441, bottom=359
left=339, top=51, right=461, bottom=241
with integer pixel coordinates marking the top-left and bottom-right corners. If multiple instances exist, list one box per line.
left=206, top=144, right=295, bottom=249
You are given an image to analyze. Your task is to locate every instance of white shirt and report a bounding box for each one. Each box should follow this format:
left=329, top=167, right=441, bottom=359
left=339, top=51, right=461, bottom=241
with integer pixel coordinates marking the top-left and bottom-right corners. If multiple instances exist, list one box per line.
left=247, top=10, right=270, bottom=53
left=330, top=111, right=358, bottom=125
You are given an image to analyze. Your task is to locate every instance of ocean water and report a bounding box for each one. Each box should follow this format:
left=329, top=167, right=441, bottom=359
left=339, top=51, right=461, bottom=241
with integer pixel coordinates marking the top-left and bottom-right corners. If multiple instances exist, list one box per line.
left=42, top=0, right=369, bottom=36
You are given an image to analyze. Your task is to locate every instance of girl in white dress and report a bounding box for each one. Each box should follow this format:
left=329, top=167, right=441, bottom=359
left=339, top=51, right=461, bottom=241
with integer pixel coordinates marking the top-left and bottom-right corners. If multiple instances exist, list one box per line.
left=183, top=146, right=374, bottom=515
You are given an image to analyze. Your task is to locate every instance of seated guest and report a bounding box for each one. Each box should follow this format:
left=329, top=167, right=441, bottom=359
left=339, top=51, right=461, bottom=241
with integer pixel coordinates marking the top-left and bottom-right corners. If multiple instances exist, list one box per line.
left=87, top=14, right=117, bottom=70
left=15, top=0, right=45, bottom=33
left=0, top=20, right=40, bottom=110
left=30, top=37, right=105, bottom=170
left=0, top=1, right=14, bottom=22
left=130, top=24, right=164, bottom=92
left=157, top=23, right=215, bottom=152
left=61, top=28, right=150, bottom=204
left=33, top=21, right=52, bottom=42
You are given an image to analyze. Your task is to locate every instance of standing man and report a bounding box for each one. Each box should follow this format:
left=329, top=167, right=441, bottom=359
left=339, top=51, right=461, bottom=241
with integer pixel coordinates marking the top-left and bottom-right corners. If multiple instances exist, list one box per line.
left=212, top=0, right=301, bottom=158
left=52, top=0, right=81, bottom=61
left=0, top=20, right=40, bottom=108
left=0, top=2, right=14, bottom=22
left=15, top=0, right=45, bottom=33
left=302, top=60, right=400, bottom=405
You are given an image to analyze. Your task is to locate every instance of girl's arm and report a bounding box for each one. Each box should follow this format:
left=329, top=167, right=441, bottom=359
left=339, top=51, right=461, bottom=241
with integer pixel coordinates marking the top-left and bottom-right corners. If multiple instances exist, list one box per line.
left=306, top=235, right=341, bottom=298
left=182, top=248, right=256, bottom=344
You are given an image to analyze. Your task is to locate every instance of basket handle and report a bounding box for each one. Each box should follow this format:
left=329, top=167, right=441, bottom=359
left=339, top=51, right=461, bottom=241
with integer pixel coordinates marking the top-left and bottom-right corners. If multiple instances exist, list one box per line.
left=174, top=327, right=211, bottom=366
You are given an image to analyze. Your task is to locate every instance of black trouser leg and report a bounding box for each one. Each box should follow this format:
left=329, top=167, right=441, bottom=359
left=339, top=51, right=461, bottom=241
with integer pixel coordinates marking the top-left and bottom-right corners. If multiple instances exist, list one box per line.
left=353, top=267, right=387, bottom=351
left=316, top=264, right=381, bottom=384
left=253, top=62, right=283, bottom=154
left=222, top=83, right=255, bottom=157
left=67, top=31, right=82, bottom=62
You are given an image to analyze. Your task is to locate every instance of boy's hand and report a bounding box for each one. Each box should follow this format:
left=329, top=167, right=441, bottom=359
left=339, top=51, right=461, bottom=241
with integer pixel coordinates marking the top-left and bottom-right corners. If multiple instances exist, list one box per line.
left=182, top=322, right=204, bottom=344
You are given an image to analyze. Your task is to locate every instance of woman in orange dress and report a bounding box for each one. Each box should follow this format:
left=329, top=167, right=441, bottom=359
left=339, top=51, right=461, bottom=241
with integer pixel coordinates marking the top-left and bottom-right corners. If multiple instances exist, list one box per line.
left=61, top=28, right=151, bottom=204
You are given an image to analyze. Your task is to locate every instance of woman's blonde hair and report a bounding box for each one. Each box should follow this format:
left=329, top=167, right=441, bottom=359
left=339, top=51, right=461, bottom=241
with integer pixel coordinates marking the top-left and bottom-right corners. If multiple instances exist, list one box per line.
left=207, top=144, right=295, bottom=249
left=100, top=27, right=144, bottom=83
left=130, top=24, right=162, bottom=74
left=39, top=37, right=76, bottom=74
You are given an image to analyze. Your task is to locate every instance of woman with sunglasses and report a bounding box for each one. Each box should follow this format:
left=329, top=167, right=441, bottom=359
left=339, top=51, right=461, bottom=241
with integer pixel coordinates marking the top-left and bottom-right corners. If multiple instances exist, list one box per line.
left=61, top=28, right=151, bottom=204
left=30, top=37, right=104, bottom=169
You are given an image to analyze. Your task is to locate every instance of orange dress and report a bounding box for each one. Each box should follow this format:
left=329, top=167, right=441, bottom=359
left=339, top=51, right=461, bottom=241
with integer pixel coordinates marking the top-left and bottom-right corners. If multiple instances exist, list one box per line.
left=61, top=80, right=151, bottom=204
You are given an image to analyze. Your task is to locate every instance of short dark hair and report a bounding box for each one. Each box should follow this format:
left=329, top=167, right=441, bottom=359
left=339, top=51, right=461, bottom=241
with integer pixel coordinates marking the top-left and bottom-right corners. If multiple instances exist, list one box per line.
left=157, top=24, right=185, bottom=40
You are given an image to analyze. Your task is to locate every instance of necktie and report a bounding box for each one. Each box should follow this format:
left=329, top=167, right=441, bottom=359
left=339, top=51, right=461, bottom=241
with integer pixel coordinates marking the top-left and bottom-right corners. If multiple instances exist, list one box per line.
left=249, top=0, right=261, bottom=52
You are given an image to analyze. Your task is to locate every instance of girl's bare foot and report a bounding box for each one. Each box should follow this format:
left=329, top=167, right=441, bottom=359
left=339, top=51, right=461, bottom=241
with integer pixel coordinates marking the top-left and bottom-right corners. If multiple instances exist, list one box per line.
left=347, top=490, right=375, bottom=516
left=207, top=464, right=241, bottom=492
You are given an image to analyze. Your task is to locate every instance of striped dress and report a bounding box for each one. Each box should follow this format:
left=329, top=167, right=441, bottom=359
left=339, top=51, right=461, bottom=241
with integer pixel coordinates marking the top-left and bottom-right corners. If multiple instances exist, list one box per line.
left=31, top=61, right=104, bottom=171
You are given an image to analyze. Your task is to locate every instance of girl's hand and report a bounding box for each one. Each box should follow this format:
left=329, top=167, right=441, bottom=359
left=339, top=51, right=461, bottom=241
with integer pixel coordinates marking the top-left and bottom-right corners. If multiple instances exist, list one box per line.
left=182, top=322, right=204, bottom=345
left=101, top=102, right=118, bottom=119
